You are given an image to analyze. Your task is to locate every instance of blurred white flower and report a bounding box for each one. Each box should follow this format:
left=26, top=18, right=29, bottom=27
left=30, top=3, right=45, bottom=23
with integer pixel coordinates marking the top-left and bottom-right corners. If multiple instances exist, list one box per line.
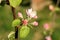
left=26, top=8, right=37, bottom=18
left=8, top=31, right=15, bottom=38
left=32, top=21, right=38, bottom=26
left=49, top=5, right=54, bottom=11
left=45, top=36, right=52, bottom=40
left=18, top=12, right=23, bottom=18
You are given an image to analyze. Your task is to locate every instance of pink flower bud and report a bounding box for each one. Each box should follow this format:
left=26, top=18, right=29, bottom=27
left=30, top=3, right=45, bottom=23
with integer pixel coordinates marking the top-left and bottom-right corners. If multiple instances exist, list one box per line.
left=33, top=16, right=38, bottom=19
left=18, top=12, right=23, bottom=18
left=44, top=23, right=50, bottom=30
left=49, top=5, right=54, bottom=11
left=45, top=36, right=52, bottom=40
left=32, top=21, right=38, bottom=26
left=22, top=19, right=28, bottom=25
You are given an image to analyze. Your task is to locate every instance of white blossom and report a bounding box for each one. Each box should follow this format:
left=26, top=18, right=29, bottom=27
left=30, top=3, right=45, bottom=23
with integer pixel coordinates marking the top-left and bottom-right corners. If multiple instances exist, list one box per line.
left=26, top=8, right=37, bottom=18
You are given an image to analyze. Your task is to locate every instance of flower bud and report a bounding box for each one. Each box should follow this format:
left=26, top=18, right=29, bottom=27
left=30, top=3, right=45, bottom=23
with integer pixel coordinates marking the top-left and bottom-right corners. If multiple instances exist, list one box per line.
left=45, top=36, right=52, bottom=40
left=49, top=5, right=54, bottom=11
left=33, top=16, right=38, bottom=19
left=18, top=12, right=23, bottom=18
left=32, top=21, right=38, bottom=26
left=44, top=23, right=50, bottom=30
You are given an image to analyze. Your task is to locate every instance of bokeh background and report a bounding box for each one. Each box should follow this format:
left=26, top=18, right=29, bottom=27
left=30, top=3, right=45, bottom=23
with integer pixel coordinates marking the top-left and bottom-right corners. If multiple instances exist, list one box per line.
left=0, top=0, right=60, bottom=40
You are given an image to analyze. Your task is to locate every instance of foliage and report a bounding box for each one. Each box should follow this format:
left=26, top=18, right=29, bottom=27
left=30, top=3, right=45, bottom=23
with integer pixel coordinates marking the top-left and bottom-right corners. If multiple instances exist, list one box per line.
left=9, top=0, right=22, bottom=8
left=12, top=19, right=21, bottom=27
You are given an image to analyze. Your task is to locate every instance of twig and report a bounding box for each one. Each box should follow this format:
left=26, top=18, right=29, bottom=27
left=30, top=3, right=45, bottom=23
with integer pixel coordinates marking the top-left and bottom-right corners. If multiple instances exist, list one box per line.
left=11, top=7, right=18, bottom=40
left=6, top=0, right=18, bottom=40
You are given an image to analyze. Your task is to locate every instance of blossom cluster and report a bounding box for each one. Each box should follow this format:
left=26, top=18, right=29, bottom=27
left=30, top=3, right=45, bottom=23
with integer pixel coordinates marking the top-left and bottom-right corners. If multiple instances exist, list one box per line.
left=18, top=8, right=38, bottom=26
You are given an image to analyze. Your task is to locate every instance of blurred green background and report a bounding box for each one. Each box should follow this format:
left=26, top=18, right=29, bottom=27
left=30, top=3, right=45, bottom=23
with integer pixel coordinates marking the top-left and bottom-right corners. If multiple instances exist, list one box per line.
left=0, top=0, right=60, bottom=40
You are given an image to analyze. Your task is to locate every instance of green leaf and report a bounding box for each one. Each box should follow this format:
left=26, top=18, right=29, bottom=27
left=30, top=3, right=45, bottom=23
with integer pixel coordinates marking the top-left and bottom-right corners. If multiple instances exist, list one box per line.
left=12, top=19, right=21, bottom=27
left=19, top=26, right=30, bottom=38
left=9, top=0, right=22, bottom=8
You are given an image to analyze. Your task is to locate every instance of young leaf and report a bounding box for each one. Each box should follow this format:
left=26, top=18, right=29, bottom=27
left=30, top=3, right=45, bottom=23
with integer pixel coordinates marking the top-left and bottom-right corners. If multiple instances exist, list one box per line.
left=12, top=19, right=21, bottom=27
left=19, top=26, right=30, bottom=38
left=9, top=0, right=22, bottom=8
left=8, top=31, right=15, bottom=40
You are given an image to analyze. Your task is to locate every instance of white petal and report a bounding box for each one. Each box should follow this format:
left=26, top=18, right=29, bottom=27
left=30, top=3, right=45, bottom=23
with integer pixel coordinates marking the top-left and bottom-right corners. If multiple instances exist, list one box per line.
left=30, top=11, right=37, bottom=17
left=26, top=8, right=37, bottom=18
left=28, top=8, right=32, bottom=13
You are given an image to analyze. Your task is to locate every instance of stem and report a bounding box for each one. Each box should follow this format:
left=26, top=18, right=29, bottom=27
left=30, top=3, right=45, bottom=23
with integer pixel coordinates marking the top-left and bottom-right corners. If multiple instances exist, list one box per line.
left=11, top=7, right=18, bottom=40
left=6, top=0, right=18, bottom=40
left=11, top=7, right=16, bottom=19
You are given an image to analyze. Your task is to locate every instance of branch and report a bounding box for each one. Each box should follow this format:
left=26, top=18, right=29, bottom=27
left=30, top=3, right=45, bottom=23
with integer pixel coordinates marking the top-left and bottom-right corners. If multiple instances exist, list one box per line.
left=6, top=0, right=18, bottom=40
left=11, top=7, right=18, bottom=40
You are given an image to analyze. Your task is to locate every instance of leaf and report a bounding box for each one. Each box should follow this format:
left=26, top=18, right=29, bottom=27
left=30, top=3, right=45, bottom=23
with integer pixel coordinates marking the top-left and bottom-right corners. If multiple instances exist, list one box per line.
left=19, top=26, right=30, bottom=38
left=8, top=31, right=15, bottom=40
left=12, top=19, right=21, bottom=27
left=9, top=0, right=22, bottom=8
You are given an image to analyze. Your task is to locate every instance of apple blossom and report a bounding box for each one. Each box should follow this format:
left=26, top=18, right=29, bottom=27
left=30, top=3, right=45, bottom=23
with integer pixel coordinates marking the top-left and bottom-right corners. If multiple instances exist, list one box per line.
left=18, top=12, right=23, bottom=18
left=45, top=36, right=52, bottom=40
left=49, top=5, right=54, bottom=11
left=22, top=19, right=28, bottom=25
left=26, top=8, right=37, bottom=18
left=43, top=23, right=50, bottom=30
left=32, top=21, right=38, bottom=26
left=26, top=8, right=32, bottom=14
